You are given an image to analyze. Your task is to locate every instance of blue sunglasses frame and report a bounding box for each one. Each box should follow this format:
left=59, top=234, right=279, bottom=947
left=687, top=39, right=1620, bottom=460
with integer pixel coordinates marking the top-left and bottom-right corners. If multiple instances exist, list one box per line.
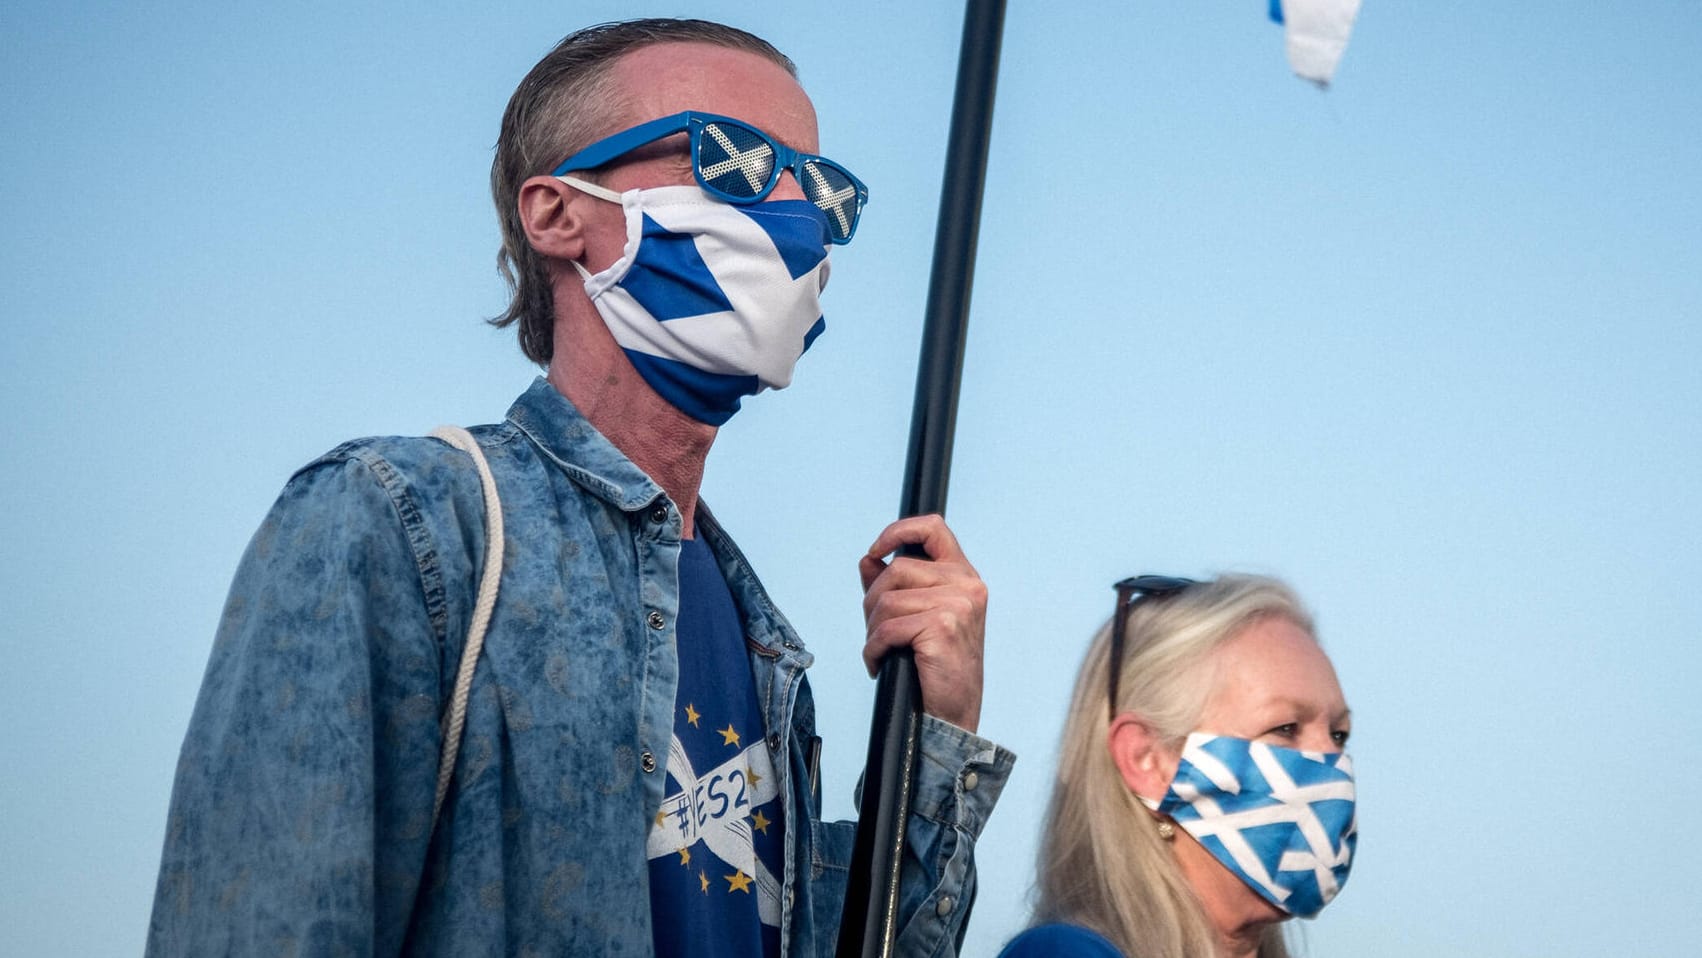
left=551, top=110, right=869, bottom=244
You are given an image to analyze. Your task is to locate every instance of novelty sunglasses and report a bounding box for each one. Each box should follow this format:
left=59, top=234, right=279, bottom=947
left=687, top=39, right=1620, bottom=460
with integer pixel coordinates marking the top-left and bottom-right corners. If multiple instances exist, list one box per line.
left=553, top=110, right=869, bottom=244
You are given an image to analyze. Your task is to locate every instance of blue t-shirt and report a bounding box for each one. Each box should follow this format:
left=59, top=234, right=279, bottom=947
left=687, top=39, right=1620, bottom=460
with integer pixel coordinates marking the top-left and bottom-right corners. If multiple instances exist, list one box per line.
left=648, top=535, right=786, bottom=958
left=998, top=923, right=1126, bottom=958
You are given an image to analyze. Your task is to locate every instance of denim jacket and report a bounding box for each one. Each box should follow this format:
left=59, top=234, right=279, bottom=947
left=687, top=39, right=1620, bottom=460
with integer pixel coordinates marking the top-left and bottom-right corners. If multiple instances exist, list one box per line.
left=148, top=378, right=1013, bottom=957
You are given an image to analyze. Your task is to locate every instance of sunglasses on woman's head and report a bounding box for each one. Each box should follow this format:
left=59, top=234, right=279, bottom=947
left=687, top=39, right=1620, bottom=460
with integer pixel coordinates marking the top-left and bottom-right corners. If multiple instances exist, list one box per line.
left=553, top=110, right=869, bottom=245
left=1107, top=575, right=1198, bottom=721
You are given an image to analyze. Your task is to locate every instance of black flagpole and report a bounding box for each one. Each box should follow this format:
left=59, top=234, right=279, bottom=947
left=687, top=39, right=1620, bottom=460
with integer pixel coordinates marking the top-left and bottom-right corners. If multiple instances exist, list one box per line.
left=836, top=3, right=1006, bottom=957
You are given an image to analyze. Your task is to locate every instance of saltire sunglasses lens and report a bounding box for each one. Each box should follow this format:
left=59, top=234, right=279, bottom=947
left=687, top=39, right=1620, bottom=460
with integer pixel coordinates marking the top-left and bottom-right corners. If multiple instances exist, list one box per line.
left=801, top=160, right=860, bottom=243
left=697, top=121, right=777, bottom=200
left=694, top=117, right=863, bottom=243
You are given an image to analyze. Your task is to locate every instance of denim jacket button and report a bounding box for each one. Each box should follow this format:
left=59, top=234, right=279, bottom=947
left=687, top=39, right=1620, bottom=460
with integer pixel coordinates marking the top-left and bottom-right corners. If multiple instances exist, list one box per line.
left=641, top=749, right=657, bottom=773
left=647, top=611, right=666, bottom=630
left=767, top=733, right=781, bottom=751
left=962, top=771, right=979, bottom=792
left=935, top=895, right=954, bottom=917
left=649, top=504, right=668, bottom=524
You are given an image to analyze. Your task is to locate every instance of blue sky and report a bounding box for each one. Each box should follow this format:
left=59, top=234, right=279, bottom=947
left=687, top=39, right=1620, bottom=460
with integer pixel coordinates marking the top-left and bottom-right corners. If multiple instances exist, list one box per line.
left=3, top=2, right=1699, bottom=955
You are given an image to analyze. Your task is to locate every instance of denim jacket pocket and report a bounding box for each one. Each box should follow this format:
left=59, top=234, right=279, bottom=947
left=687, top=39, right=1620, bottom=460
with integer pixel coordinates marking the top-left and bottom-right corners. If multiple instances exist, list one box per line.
left=802, top=817, right=856, bottom=957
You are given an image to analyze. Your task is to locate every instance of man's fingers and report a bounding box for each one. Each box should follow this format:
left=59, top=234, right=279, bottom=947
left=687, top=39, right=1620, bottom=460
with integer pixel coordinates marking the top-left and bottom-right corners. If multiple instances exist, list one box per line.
left=857, top=552, right=887, bottom=593
left=863, top=514, right=967, bottom=567
left=855, top=514, right=987, bottom=731
left=860, top=553, right=976, bottom=617
left=863, top=586, right=982, bottom=655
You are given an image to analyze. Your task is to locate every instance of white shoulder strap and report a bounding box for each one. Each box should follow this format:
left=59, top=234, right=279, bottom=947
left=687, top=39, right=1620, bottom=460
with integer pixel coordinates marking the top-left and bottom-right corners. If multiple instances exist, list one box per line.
left=427, top=425, right=505, bottom=832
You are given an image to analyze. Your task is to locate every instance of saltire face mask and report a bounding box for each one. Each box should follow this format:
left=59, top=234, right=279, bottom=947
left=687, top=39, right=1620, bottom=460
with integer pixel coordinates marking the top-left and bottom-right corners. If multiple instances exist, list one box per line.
left=562, top=180, right=831, bottom=426
left=1145, top=732, right=1357, bottom=918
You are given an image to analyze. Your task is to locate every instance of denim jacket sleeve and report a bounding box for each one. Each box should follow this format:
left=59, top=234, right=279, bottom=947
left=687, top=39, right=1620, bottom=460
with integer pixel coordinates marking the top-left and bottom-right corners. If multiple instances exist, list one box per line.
left=147, top=453, right=446, bottom=956
left=805, top=714, right=1014, bottom=958
left=894, top=714, right=1015, bottom=957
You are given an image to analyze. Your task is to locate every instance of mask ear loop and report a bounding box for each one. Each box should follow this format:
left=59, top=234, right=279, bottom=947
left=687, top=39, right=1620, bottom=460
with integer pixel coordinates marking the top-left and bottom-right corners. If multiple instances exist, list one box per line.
left=556, top=177, right=644, bottom=296
left=556, top=174, right=624, bottom=203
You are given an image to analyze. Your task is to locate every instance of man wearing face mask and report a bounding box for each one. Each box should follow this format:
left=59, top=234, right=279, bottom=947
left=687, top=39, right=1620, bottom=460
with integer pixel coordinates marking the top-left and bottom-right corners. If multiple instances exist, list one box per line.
left=146, top=17, right=1014, bottom=958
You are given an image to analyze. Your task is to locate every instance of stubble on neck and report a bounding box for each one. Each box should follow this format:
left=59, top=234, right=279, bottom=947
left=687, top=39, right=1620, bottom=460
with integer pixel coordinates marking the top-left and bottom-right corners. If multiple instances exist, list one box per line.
left=546, top=300, right=717, bottom=537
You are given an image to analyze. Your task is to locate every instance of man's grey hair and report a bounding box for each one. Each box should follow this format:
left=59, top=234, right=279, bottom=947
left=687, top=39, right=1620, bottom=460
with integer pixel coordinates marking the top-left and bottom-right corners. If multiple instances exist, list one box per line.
left=488, top=18, right=797, bottom=365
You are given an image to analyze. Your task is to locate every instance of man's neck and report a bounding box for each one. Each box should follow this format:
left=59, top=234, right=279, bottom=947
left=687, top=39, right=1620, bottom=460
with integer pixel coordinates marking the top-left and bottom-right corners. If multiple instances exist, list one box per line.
left=547, top=351, right=716, bottom=539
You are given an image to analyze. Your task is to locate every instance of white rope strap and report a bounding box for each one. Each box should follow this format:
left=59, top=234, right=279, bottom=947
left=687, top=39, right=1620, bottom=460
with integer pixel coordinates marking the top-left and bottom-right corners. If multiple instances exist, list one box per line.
left=427, top=425, right=505, bottom=832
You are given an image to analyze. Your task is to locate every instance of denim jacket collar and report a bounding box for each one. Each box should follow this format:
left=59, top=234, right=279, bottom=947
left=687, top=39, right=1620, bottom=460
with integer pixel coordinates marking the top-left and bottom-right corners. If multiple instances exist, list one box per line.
left=505, top=376, right=666, bottom=514
left=506, top=376, right=811, bottom=665
left=697, top=504, right=815, bottom=668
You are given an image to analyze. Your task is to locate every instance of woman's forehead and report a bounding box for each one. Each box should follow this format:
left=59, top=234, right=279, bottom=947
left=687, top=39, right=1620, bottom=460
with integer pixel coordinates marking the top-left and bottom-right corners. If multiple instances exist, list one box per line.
left=1203, top=616, right=1347, bottom=717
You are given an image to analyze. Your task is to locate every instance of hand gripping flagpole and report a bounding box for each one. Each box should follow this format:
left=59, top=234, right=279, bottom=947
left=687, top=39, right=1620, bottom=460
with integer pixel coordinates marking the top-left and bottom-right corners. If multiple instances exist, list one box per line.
left=836, top=3, right=1006, bottom=957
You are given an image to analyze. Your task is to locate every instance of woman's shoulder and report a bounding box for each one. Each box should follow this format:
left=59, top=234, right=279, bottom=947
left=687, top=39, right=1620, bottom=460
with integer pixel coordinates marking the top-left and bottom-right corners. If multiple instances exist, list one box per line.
left=997, top=922, right=1125, bottom=958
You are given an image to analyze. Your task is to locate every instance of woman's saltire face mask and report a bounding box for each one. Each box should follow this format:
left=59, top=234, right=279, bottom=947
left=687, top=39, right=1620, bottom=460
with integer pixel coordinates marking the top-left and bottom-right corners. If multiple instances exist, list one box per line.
left=560, top=177, right=832, bottom=426
left=1144, top=732, right=1357, bottom=919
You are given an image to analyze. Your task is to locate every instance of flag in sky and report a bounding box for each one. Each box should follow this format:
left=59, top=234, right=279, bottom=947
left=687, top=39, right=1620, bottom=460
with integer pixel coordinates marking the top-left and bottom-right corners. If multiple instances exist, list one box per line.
left=1270, top=0, right=1362, bottom=86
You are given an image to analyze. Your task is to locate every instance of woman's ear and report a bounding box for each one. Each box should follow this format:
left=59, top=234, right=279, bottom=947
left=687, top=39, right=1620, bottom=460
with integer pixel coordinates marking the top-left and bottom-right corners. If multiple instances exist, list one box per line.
left=517, top=174, right=589, bottom=261
left=1107, top=714, right=1181, bottom=805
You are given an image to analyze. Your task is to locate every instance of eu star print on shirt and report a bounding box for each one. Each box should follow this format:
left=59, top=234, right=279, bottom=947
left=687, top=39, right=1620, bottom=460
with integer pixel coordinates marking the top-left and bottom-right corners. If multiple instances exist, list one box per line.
left=647, top=536, right=785, bottom=958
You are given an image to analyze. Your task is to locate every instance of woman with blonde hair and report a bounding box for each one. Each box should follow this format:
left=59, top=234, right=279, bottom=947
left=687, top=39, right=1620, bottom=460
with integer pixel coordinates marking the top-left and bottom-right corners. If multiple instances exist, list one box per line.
left=999, top=575, right=1356, bottom=958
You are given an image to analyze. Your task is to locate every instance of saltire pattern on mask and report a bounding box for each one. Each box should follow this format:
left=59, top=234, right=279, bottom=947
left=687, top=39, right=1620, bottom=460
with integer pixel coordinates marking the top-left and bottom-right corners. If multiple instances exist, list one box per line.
left=1155, top=733, right=1356, bottom=918
left=579, top=185, right=832, bottom=426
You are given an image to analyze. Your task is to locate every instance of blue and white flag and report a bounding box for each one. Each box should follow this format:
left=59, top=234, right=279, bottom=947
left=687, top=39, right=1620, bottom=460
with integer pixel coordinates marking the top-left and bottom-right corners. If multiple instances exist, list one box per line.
left=1270, top=0, right=1362, bottom=86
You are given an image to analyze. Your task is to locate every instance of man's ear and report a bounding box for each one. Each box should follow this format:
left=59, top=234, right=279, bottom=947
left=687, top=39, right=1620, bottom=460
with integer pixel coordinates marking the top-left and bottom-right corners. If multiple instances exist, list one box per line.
left=517, top=175, right=589, bottom=261
left=1107, top=714, right=1181, bottom=804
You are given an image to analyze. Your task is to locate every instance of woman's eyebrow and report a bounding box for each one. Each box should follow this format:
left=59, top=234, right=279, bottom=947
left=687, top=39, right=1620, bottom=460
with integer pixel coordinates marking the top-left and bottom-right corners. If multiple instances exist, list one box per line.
left=1260, top=698, right=1352, bottom=723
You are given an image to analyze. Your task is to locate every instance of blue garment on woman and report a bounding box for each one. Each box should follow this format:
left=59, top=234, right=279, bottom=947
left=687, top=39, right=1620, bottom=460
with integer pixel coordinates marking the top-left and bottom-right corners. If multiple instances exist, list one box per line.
left=998, top=923, right=1125, bottom=957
